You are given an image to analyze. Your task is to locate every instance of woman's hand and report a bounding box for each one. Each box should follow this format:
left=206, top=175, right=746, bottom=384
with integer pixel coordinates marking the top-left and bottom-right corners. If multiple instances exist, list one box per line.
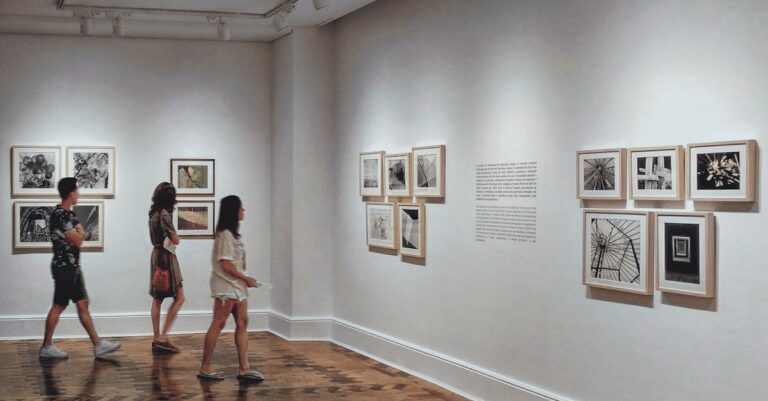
left=245, top=277, right=259, bottom=288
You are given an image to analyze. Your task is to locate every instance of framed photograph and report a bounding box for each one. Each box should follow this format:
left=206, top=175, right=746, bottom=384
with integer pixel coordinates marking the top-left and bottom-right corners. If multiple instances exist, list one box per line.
left=577, top=148, right=626, bottom=200
left=360, top=151, right=384, bottom=197
left=656, top=212, right=715, bottom=297
left=412, top=145, right=446, bottom=198
left=384, top=153, right=412, bottom=197
left=11, top=146, right=63, bottom=197
left=366, top=202, right=397, bottom=250
left=171, top=159, right=215, bottom=196
left=583, top=210, right=654, bottom=294
left=399, top=203, right=425, bottom=258
left=629, top=146, right=685, bottom=200
left=173, top=201, right=215, bottom=238
left=14, top=201, right=57, bottom=249
left=688, top=140, right=757, bottom=202
left=73, top=202, right=105, bottom=249
left=67, top=146, right=116, bottom=197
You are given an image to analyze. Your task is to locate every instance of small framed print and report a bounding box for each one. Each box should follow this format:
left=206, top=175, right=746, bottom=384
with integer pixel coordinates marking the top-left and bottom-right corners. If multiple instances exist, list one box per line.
left=366, top=202, right=397, bottom=250
left=14, top=201, right=57, bottom=249
left=583, top=210, right=654, bottom=295
left=688, top=140, right=757, bottom=202
left=360, top=151, right=384, bottom=197
left=171, top=159, right=215, bottom=196
left=174, top=201, right=215, bottom=239
left=399, top=203, right=425, bottom=258
left=412, top=145, right=446, bottom=198
left=656, top=212, right=715, bottom=297
left=12, top=146, right=63, bottom=197
left=384, top=153, right=412, bottom=197
left=629, top=146, right=685, bottom=200
left=73, top=201, right=105, bottom=249
left=577, top=148, right=626, bottom=200
left=67, top=146, right=116, bottom=197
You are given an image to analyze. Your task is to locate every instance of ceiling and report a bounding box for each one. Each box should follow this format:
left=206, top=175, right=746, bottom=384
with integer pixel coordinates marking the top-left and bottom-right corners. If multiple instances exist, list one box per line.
left=0, top=0, right=375, bottom=41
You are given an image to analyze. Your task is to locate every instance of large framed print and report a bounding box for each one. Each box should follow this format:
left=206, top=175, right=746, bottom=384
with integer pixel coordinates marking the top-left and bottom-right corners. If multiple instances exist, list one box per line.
left=11, top=146, right=63, bottom=197
left=67, top=146, right=116, bottom=197
left=412, top=145, right=446, bottom=198
left=173, top=201, right=215, bottom=239
left=384, top=153, right=412, bottom=197
left=577, top=148, right=626, bottom=200
left=399, top=203, right=425, bottom=258
left=688, top=140, right=757, bottom=202
left=14, top=201, right=56, bottom=249
left=583, top=210, right=653, bottom=295
left=629, top=146, right=685, bottom=200
left=360, top=151, right=384, bottom=197
left=171, top=159, right=215, bottom=197
left=73, top=201, right=105, bottom=249
left=366, top=202, right=397, bottom=250
left=656, top=212, right=715, bottom=297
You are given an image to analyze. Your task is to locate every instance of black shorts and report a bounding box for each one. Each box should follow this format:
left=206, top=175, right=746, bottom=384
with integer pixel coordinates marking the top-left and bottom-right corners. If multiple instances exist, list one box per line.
left=51, top=265, right=88, bottom=306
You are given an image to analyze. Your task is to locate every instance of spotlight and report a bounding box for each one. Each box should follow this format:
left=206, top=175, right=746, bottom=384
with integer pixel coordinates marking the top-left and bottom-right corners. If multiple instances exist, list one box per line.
left=80, top=14, right=93, bottom=35
left=273, top=12, right=287, bottom=31
left=313, top=0, right=329, bottom=10
left=217, top=19, right=231, bottom=41
left=112, top=15, right=126, bottom=36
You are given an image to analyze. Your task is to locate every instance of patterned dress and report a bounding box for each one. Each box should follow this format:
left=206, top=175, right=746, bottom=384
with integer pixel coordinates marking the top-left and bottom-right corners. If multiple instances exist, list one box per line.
left=148, top=209, right=183, bottom=299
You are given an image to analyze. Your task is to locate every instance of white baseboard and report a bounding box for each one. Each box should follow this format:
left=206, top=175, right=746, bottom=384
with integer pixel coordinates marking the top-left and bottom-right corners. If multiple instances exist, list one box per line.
left=0, top=311, right=571, bottom=401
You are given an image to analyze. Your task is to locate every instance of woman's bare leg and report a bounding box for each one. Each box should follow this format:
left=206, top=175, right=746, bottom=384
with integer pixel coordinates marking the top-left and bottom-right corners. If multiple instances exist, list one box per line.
left=200, top=299, right=235, bottom=374
left=231, top=300, right=250, bottom=374
left=161, top=288, right=185, bottom=344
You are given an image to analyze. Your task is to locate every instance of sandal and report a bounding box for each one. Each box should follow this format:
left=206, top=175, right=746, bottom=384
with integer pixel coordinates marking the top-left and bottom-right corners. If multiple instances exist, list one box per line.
left=152, top=341, right=179, bottom=353
left=237, top=370, right=264, bottom=383
left=197, top=370, right=225, bottom=380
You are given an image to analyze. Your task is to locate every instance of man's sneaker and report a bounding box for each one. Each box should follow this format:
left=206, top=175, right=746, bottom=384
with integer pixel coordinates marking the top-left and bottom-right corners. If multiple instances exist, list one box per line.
left=39, top=345, right=69, bottom=359
left=94, top=340, right=121, bottom=358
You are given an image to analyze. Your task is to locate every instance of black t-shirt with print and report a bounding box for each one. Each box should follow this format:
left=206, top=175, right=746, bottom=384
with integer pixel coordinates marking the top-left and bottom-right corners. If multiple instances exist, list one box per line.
left=49, top=205, right=80, bottom=268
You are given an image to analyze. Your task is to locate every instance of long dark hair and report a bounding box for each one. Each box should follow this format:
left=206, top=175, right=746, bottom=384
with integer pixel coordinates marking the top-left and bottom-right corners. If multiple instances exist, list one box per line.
left=216, top=195, right=241, bottom=239
left=149, top=182, right=177, bottom=217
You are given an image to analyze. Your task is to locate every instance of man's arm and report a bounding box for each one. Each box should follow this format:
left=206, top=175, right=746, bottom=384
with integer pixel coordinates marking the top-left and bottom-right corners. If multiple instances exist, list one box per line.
left=64, top=224, right=85, bottom=248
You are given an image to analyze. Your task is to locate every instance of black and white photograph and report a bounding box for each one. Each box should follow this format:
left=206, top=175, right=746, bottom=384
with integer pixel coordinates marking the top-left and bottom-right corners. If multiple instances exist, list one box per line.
left=12, top=146, right=62, bottom=196
left=171, top=159, right=215, bottom=196
left=67, top=147, right=116, bottom=196
left=173, top=201, right=215, bottom=238
left=73, top=202, right=105, bottom=249
left=384, top=153, right=411, bottom=196
left=412, top=145, right=445, bottom=197
left=583, top=210, right=651, bottom=294
left=366, top=202, right=397, bottom=249
left=399, top=203, right=425, bottom=258
left=629, top=147, right=684, bottom=200
left=688, top=140, right=756, bottom=201
left=657, top=213, right=715, bottom=297
left=577, top=149, right=626, bottom=200
left=14, top=202, right=56, bottom=249
left=360, top=151, right=384, bottom=196
left=637, top=156, right=672, bottom=190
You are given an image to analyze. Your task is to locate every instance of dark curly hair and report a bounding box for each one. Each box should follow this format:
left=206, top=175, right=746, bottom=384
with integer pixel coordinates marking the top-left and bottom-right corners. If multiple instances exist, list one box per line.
left=149, top=182, right=177, bottom=217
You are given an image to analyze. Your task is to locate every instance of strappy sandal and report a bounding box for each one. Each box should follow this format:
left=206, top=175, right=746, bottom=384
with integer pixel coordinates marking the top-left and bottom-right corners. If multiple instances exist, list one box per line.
left=197, top=371, right=226, bottom=380
left=152, top=341, right=179, bottom=353
left=237, top=370, right=264, bottom=383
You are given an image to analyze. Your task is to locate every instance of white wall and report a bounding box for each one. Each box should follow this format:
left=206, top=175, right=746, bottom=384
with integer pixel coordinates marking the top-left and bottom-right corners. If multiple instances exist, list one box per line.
left=332, top=1, right=768, bottom=400
left=0, top=34, right=273, bottom=336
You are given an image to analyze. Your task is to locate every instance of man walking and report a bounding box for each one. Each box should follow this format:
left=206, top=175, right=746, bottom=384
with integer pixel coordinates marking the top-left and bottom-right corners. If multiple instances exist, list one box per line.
left=39, top=177, right=121, bottom=359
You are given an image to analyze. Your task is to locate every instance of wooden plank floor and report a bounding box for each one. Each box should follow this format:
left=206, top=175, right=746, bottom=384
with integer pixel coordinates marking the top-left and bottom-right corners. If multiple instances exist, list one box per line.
left=0, top=332, right=470, bottom=400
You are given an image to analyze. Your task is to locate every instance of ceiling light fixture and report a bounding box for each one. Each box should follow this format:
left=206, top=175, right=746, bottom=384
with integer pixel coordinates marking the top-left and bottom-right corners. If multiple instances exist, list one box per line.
left=313, top=0, right=329, bottom=10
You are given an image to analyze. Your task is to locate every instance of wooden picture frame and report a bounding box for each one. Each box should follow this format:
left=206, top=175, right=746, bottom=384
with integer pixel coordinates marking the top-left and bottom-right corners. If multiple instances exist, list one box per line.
left=173, top=200, right=216, bottom=239
left=399, top=203, right=425, bottom=258
left=11, top=146, right=63, bottom=197
left=577, top=148, right=627, bottom=200
left=688, top=139, right=757, bottom=202
left=656, top=212, right=715, bottom=297
left=366, top=202, right=398, bottom=250
left=360, top=151, right=384, bottom=197
left=171, top=158, right=215, bottom=197
left=412, top=145, right=446, bottom=198
left=384, top=153, right=412, bottom=197
left=583, top=209, right=654, bottom=295
left=628, top=145, right=685, bottom=200
left=67, top=146, right=116, bottom=197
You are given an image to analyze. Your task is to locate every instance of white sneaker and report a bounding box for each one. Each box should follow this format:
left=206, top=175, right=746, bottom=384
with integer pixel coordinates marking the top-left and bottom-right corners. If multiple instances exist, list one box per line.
left=39, top=345, right=69, bottom=359
left=94, top=340, right=121, bottom=358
